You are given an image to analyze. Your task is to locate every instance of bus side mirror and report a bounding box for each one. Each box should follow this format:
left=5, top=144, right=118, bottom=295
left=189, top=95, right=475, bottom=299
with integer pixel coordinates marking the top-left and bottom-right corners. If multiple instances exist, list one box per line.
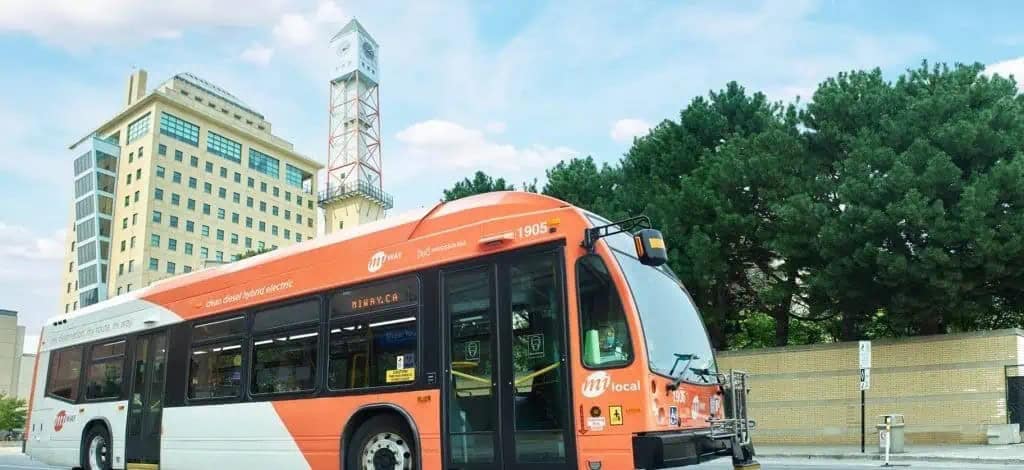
left=634, top=229, right=668, bottom=266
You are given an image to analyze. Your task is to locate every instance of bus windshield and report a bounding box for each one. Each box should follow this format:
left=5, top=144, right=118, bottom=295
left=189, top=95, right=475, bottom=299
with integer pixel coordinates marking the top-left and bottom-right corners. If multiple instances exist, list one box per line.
left=587, top=214, right=718, bottom=384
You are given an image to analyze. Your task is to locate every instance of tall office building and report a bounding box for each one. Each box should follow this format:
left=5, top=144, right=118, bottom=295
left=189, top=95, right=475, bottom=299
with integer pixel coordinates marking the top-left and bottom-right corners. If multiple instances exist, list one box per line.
left=0, top=310, right=26, bottom=398
left=59, top=70, right=323, bottom=312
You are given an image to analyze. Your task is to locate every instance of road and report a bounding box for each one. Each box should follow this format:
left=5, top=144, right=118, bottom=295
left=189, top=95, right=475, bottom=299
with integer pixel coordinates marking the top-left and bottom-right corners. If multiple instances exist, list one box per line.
left=0, top=452, right=1015, bottom=470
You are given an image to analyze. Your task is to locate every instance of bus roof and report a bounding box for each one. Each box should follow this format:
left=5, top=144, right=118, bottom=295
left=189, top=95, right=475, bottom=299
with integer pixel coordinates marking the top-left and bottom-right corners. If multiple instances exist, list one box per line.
left=47, top=191, right=572, bottom=329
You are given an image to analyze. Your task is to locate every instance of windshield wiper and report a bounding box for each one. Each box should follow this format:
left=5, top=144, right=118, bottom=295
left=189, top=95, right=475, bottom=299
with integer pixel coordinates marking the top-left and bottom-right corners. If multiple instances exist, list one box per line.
left=667, top=353, right=698, bottom=390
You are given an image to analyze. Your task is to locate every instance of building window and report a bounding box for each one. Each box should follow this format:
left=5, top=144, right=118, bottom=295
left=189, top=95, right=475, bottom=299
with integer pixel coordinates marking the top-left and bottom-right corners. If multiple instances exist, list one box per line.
left=259, top=201, right=267, bottom=212
left=285, top=191, right=291, bottom=202
left=190, top=156, right=199, bottom=167
left=150, top=234, right=160, bottom=247
left=158, top=144, right=167, bottom=156
left=149, top=258, right=159, bottom=271
left=272, top=206, right=279, bottom=216
left=188, top=177, right=197, bottom=189
left=136, top=168, right=142, bottom=180
left=207, top=131, right=242, bottom=163
left=246, top=197, right=254, bottom=208
left=173, top=171, right=182, bottom=184
left=154, top=188, right=163, bottom=200
left=175, top=149, right=183, bottom=161
left=245, top=217, right=253, bottom=228
left=219, top=167, right=228, bottom=178
left=284, top=229, right=291, bottom=240
left=218, top=187, right=227, bottom=199
left=130, top=237, right=136, bottom=249
left=122, top=218, right=128, bottom=229
left=200, top=247, right=209, bottom=259
left=230, top=233, right=239, bottom=244
left=168, top=238, right=177, bottom=251
left=171, top=194, right=181, bottom=206
left=156, top=166, right=165, bottom=178
left=285, top=164, right=311, bottom=190
left=204, top=182, right=212, bottom=194
left=234, top=172, right=241, bottom=183
left=232, top=192, right=241, bottom=204
left=249, top=149, right=280, bottom=179
left=271, top=225, right=278, bottom=236
left=159, top=112, right=200, bottom=146
left=296, top=234, right=303, bottom=242
left=285, top=210, right=291, bottom=221
left=217, top=208, right=225, bottom=220
left=201, top=225, right=210, bottom=237
left=134, top=191, right=140, bottom=202
left=186, top=221, right=195, bottom=232
left=169, top=215, right=179, bottom=227
left=245, top=237, right=252, bottom=248
left=231, top=212, right=239, bottom=224
left=215, top=251, right=224, bottom=261
left=247, top=177, right=255, bottom=188
left=167, top=261, right=176, bottom=274
left=205, top=162, right=214, bottom=173
left=46, top=347, right=83, bottom=401
left=120, top=240, right=126, bottom=251
left=184, top=265, right=192, bottom=273
left=133, top=213, right=138, bottom=225
left=259, top=221, right=266, bottom=232
left=203, top=203, right=211, bottom=215
left=272, top=186, right=280, bottom=197
left=127, top=113, right=151, bottom=143
left=216, top=229, right=224, bottom=241
left=152, top=211, right=162, bottom=223
left=85, top=340, right=126, bottom=400
left=185, top=242, right=193, bottom=255
left=126, top=173, right=133, bottom=185
left=187, top=199, right=196, bottom=211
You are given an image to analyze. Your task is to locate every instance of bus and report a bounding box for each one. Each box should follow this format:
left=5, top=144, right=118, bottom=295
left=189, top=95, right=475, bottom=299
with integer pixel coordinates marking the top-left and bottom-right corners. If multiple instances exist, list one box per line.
left=25, top=191, right=758, bottom=470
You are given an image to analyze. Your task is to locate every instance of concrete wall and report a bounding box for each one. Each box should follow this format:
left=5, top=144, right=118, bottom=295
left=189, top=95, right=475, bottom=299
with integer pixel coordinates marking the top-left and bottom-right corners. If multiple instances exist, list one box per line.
left=17, top=354, right=35, bottom=400
left=717, top=329, right=1023, bottom=445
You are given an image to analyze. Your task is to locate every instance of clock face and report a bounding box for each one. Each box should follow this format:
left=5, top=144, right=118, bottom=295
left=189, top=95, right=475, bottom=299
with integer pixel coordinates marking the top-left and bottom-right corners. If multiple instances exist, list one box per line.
left=362, top=41, right=375, bottom=60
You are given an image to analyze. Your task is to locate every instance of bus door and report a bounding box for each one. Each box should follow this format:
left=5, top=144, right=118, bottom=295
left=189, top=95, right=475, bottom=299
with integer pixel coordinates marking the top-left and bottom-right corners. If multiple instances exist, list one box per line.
left=443, top=248, right=575, bottom=470
left=125, top=331, right=167, bottom=466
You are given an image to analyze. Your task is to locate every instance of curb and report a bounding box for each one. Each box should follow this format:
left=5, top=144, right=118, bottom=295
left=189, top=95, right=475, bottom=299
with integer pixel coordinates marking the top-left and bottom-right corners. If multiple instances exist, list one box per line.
left=758, top=452, right=1024, bottom=465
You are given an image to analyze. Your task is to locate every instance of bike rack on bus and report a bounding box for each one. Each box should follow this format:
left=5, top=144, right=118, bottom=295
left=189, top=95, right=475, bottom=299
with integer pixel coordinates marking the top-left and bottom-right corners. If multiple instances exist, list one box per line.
left=708, top=370, right=759, bottom=467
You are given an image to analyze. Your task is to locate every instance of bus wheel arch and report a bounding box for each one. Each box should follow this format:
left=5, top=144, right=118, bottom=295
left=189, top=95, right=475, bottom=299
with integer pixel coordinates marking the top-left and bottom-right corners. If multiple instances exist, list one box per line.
left=79, top=418, right=113, bottom=470
left=342, top=405, right=420, bottom=470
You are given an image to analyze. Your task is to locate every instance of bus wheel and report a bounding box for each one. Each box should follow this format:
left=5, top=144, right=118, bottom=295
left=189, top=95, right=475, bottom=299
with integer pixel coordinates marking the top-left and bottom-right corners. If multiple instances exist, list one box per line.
left=348, top=415, right=414, bottom=470
left=81, top=425, right=112, bottom=470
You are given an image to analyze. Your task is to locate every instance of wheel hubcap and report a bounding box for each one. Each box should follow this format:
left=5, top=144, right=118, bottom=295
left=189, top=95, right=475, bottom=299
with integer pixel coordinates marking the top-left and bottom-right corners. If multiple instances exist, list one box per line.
left=362, top=432, right=411, bottom=470
left=88, top=434, right=108, bottom=470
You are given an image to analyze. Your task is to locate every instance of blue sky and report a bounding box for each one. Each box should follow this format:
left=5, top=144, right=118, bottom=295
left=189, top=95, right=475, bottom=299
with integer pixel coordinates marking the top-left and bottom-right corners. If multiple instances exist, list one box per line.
left=1, top=0, right=1023, bottom=343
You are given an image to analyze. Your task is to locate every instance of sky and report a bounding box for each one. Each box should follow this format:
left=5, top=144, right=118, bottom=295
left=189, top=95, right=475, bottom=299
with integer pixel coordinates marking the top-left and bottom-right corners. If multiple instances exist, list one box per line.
left=1, top=0, right=1024, bottom=347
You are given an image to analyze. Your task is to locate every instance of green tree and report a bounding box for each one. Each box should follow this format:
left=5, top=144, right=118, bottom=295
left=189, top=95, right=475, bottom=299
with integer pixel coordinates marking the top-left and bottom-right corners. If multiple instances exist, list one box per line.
left=0, top=394, right=26, bottom=431
left=442, top=171, right=515, bottom=201
left=798, top=62, right=1024, bottom=339
left=235, top=247, right=275, bottom=260
left=542, top=156, right=622, bottom=217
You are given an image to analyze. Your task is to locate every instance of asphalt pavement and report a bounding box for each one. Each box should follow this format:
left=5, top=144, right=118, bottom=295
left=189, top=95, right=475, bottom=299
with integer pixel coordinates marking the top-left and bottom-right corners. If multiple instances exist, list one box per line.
left=0, top=452, right=1018, bottom=470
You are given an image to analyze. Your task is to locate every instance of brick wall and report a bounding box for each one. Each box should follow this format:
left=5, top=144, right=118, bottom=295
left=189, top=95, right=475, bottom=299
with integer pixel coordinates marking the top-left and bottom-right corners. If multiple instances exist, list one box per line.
left=717, top=329, right=1023, bottom=445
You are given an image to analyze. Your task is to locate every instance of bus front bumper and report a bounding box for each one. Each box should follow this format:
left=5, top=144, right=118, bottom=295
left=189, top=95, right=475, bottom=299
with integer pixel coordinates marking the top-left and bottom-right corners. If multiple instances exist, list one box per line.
left=632, top=430, right=738, bottom=468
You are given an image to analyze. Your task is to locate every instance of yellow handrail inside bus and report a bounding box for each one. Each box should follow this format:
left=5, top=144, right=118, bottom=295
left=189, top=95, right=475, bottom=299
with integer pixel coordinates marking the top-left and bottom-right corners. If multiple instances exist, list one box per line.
left=451, top=370, right=490, bottom=385
left=514, top=362, right=560, bottom=386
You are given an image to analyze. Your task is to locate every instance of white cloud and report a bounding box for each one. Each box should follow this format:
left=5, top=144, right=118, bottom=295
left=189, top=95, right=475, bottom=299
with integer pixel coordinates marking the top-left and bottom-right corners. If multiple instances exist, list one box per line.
left=484, top=121, right=507, bottom=134
left=986, top=57, right=1024, bottom=87
left=0, top=0, right=294, bottom=49
left=610, top=119, right=651, bottom=143
left=393, top=119, right=576, bottom=181
left=0, top=222, right=66, bottom=336
left=240, top=43, right=275, bottom=66
left=273, top=13, right=316, bottom=46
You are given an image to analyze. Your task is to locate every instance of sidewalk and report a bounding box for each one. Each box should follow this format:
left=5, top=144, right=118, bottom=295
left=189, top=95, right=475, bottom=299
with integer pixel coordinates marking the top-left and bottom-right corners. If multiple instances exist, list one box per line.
left=756, top=444, right=1024, bottom=465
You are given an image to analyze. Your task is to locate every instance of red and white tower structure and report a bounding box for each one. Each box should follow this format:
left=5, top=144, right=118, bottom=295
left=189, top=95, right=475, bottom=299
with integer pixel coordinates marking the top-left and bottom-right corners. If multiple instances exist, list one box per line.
left=319, top=18, right=392, bottom=233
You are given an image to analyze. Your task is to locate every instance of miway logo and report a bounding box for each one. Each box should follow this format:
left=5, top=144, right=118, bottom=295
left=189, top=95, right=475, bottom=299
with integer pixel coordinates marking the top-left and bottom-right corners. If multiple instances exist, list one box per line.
left=580, top=371, right=640, bottom=398
left=367, top=251, right=401, bottom=273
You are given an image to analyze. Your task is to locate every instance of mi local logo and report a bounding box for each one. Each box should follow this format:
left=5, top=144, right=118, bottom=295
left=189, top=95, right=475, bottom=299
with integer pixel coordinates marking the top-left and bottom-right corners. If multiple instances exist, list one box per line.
left=54, top=410, right=76, bottom=432
left=367, top=251, right=401, bottom=273
left=580, top=371, right=640, bottom=398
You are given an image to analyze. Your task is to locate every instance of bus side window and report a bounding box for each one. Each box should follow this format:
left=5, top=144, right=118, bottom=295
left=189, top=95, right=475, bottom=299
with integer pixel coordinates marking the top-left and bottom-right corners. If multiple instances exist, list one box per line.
left=47, top=347, right=83, bottom=402
left=577, top=255, right=633, bottom=368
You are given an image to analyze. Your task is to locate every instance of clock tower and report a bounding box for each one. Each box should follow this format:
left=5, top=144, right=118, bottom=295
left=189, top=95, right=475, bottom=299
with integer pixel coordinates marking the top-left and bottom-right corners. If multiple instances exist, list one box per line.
left=320, top=18, right=392, bottom=233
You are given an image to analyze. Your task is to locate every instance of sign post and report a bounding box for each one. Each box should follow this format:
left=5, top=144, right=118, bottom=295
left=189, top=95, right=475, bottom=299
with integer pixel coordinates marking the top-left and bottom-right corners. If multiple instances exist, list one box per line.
left=858, top=341, right=872, bottom=454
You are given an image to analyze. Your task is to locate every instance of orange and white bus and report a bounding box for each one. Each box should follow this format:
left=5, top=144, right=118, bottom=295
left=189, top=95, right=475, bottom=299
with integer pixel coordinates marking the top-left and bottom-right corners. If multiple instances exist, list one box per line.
left=25, top=192, right=757, bottom=470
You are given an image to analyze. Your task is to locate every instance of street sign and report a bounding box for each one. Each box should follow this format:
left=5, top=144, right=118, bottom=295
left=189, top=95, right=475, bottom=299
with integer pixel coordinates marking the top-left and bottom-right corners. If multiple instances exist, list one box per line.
left=858, top=341, right=872, bottom=369
left=859, top=368, right=871, bottom=390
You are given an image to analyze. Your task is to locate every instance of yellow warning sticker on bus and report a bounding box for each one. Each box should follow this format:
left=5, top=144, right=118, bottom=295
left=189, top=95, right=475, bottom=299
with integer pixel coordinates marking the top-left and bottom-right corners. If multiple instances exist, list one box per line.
left=609, top=405, right=623, bottom=425
left=386, top=368, right=416, bottom=383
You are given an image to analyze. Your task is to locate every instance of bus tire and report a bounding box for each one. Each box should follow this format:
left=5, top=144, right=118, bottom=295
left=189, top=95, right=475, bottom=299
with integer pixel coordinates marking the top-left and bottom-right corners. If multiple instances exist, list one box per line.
left=80, top=424, right=112, bottom=470
left=346, top=414, right=415, bottom=470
